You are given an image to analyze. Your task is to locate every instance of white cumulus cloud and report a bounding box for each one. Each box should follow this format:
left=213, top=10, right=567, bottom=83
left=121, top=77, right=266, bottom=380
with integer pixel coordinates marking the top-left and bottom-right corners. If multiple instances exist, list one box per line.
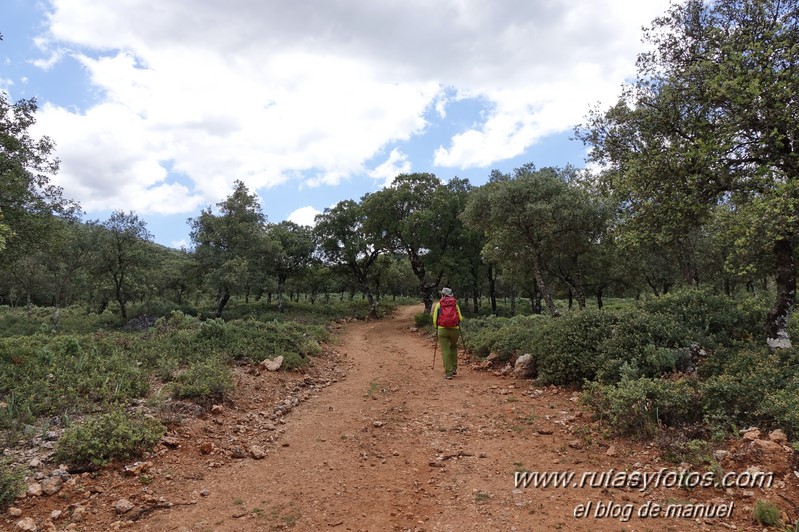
left=287, top=206, right=322, bottom=227
left=25, top=0, right=671, bottom=214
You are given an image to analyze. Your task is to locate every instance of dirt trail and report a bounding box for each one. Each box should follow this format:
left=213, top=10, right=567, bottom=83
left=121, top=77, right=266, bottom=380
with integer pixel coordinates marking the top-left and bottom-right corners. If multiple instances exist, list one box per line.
left=12, top=305, right=792, bottom=531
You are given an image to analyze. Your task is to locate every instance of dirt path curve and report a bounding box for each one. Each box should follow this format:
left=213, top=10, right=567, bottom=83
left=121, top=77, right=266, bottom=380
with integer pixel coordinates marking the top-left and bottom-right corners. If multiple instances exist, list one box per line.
left=138, top=305, right=722, bottom=532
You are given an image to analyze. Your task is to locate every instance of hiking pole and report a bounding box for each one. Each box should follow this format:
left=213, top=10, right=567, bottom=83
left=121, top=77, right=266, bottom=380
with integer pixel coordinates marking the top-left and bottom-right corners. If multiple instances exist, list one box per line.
left=432, top=331, right=438, bottom=370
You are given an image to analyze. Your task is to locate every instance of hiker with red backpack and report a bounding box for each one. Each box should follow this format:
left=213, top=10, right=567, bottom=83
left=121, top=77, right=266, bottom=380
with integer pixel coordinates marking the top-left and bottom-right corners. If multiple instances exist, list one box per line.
left=432, top=287, right=464, bottom=379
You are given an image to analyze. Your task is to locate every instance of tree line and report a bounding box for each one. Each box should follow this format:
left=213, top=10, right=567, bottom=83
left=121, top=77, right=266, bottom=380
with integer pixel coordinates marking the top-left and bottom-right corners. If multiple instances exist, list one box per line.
left=1, top=0, right=796, bottom=346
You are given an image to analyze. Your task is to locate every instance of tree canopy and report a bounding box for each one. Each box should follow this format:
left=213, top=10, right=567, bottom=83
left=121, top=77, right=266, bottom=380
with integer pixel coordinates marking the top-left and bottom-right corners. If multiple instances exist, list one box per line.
left=577, top=0, right=799, bottom=347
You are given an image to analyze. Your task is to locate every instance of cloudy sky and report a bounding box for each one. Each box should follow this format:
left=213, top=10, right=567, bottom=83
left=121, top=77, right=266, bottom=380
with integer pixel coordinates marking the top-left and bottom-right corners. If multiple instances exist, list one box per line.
left=1, top=0, right=671, bottom=248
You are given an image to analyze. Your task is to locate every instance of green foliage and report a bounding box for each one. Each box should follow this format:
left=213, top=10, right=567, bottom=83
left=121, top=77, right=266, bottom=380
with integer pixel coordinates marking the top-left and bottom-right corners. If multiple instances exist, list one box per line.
left=170, top=357, right=234, bottom=404
left=0, top=334, right=150, bottom=428
left=53, top=409, right=165, bottom=467
left=594, top=309, right=690, bottom=383
left=752, top=499, right=782, bottom=527
left=582, top=378, right=701, bottom=438
left=0, top=458, right=23, bottom=510
left=656, top=429, right=713, bottom=465
left=755, top=372, right=799, bottom=441
left=460, top=315, right=509, bottom=357
left=414, top=311, right=430, bottom=328
left=0, top=303, right=332, bottom=431
left=488, top=315, right=547, bottom=362
left=533, top=309, right=617, bottom=385
left=640, top=288, right=768, bottom=346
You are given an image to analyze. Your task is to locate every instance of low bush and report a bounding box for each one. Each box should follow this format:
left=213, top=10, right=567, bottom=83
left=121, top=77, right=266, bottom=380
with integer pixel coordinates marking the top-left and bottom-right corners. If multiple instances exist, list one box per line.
left=755, top=374, right=799, bottom=440
left=595, top=309, right=691, bottom=383
left=640, top=288, right=767, bottom=346
left=0, top=334, right=149, bottom=426
left=459, top=316, right=509, bottom=358
left=53, top=409, right=165, bottom=468
left=490, top=315, right=548, bottom=363
left=170, top=357, right=234, bottom=404
left=533, top=309, right=617, bottom=385
left=752, top=499, right=782, bottom=527
left=0, top=458, right=23, bottom=510
left=582, top=377, right=701, bottom=437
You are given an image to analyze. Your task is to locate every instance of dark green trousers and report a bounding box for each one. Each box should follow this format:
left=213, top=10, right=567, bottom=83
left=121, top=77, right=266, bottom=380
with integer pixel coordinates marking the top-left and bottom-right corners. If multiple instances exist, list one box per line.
left=437, top=327, right=460, bottom=375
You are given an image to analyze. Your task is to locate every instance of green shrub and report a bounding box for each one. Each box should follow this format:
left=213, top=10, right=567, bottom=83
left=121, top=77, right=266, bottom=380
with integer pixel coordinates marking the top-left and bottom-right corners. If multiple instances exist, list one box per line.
left=533, top=309, right=617, bottom=385
left=595, top=310, right=691, bottom=383
left=460, top=315, right=509, bottom=357
left=0, top=458, right=23, bottom=510
left=171, top=357, right=234, bottom=403
left=490, top=315, right=548, bottom=362
left=582, top=377, right=701, bottom=437
left=640, top=288, right=767, bottom=346
left=53, top=409, right=165, bottom=467
left=756, top=374, right=799, bottom=440
left=752, top=499, right=781, bottom=527
left=0, top=334, right=149, bottom=426
left=414, top=312, right=430, bottom=328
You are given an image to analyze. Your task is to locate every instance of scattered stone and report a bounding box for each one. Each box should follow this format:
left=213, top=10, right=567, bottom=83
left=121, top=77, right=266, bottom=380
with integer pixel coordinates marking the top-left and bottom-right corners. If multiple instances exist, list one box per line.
left=15, top=517, right=37, bottom=531
left=40, top=476, right=64, bottom=495
left=9, top=507, right=23, bottom=517
left=210, top=404, right=224, bottom=415
left=261, top=356, right=284, bottom=372
left=372, top=421, right=385, bottom=428
left=752, top=439, right=783, bottom=452
left=50, top=510, right=62, bottom=520
left=26, top=483, right=43, bottom=497
left=124, top=461, right=153, bottom=476
left=605, top=445, right=618, bottom=457
left=768, top=429, right=788, bottom=445
left=713, top=450, right=729, bottom=461
left=114, top=498, right=135, bottom=514
left=230, top=447, right=248, bottom=459
left=513, top=354, right=536, bottom=379
left=567, top=440, right=583, bottom=450
left=161, top=436, right=180, bottom=448
left=199, top=442, right=214, bottom=455
left=248, top=445, right=267, bottom=460
left=71, top=505, right=86, bottom=522
left=742, top=428, right=761, bottom=441
left=200, top=489, right=210, bottom=497
left=28, top=459, right=42, bottom=469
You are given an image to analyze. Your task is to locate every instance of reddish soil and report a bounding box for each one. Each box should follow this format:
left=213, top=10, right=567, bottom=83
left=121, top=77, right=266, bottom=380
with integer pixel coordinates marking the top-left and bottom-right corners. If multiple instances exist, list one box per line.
left=6, top=305, right=799, bottom=531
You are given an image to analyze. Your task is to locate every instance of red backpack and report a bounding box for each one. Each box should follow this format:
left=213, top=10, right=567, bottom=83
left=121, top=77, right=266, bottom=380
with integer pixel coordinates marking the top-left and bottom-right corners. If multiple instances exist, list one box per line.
left=437, top=296, right=460, bottom=327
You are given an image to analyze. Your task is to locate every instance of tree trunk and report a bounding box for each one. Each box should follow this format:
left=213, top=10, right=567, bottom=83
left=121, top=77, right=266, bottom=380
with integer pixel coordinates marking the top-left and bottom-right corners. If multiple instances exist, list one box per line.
left=534, top=286, right=542, bottom=314
left=596, top=288, right=604, bottom=310
left=766, top=239, right=795, bottom=349
left=487, top=265, right=498, bottom=316
left=532, top=255, right=559, bottom=317
left=215, top=287, right=230, bottom=318
left=277, top=277, right=287, bottom=312
left=567, top=288, right=573, bottom=310
left=510, top=283, right=516, bottom=316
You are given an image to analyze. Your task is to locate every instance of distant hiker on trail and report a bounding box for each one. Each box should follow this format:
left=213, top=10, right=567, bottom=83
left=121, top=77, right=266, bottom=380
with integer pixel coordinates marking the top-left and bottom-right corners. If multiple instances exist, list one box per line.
left=432, top=287, right=463, bottom=380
